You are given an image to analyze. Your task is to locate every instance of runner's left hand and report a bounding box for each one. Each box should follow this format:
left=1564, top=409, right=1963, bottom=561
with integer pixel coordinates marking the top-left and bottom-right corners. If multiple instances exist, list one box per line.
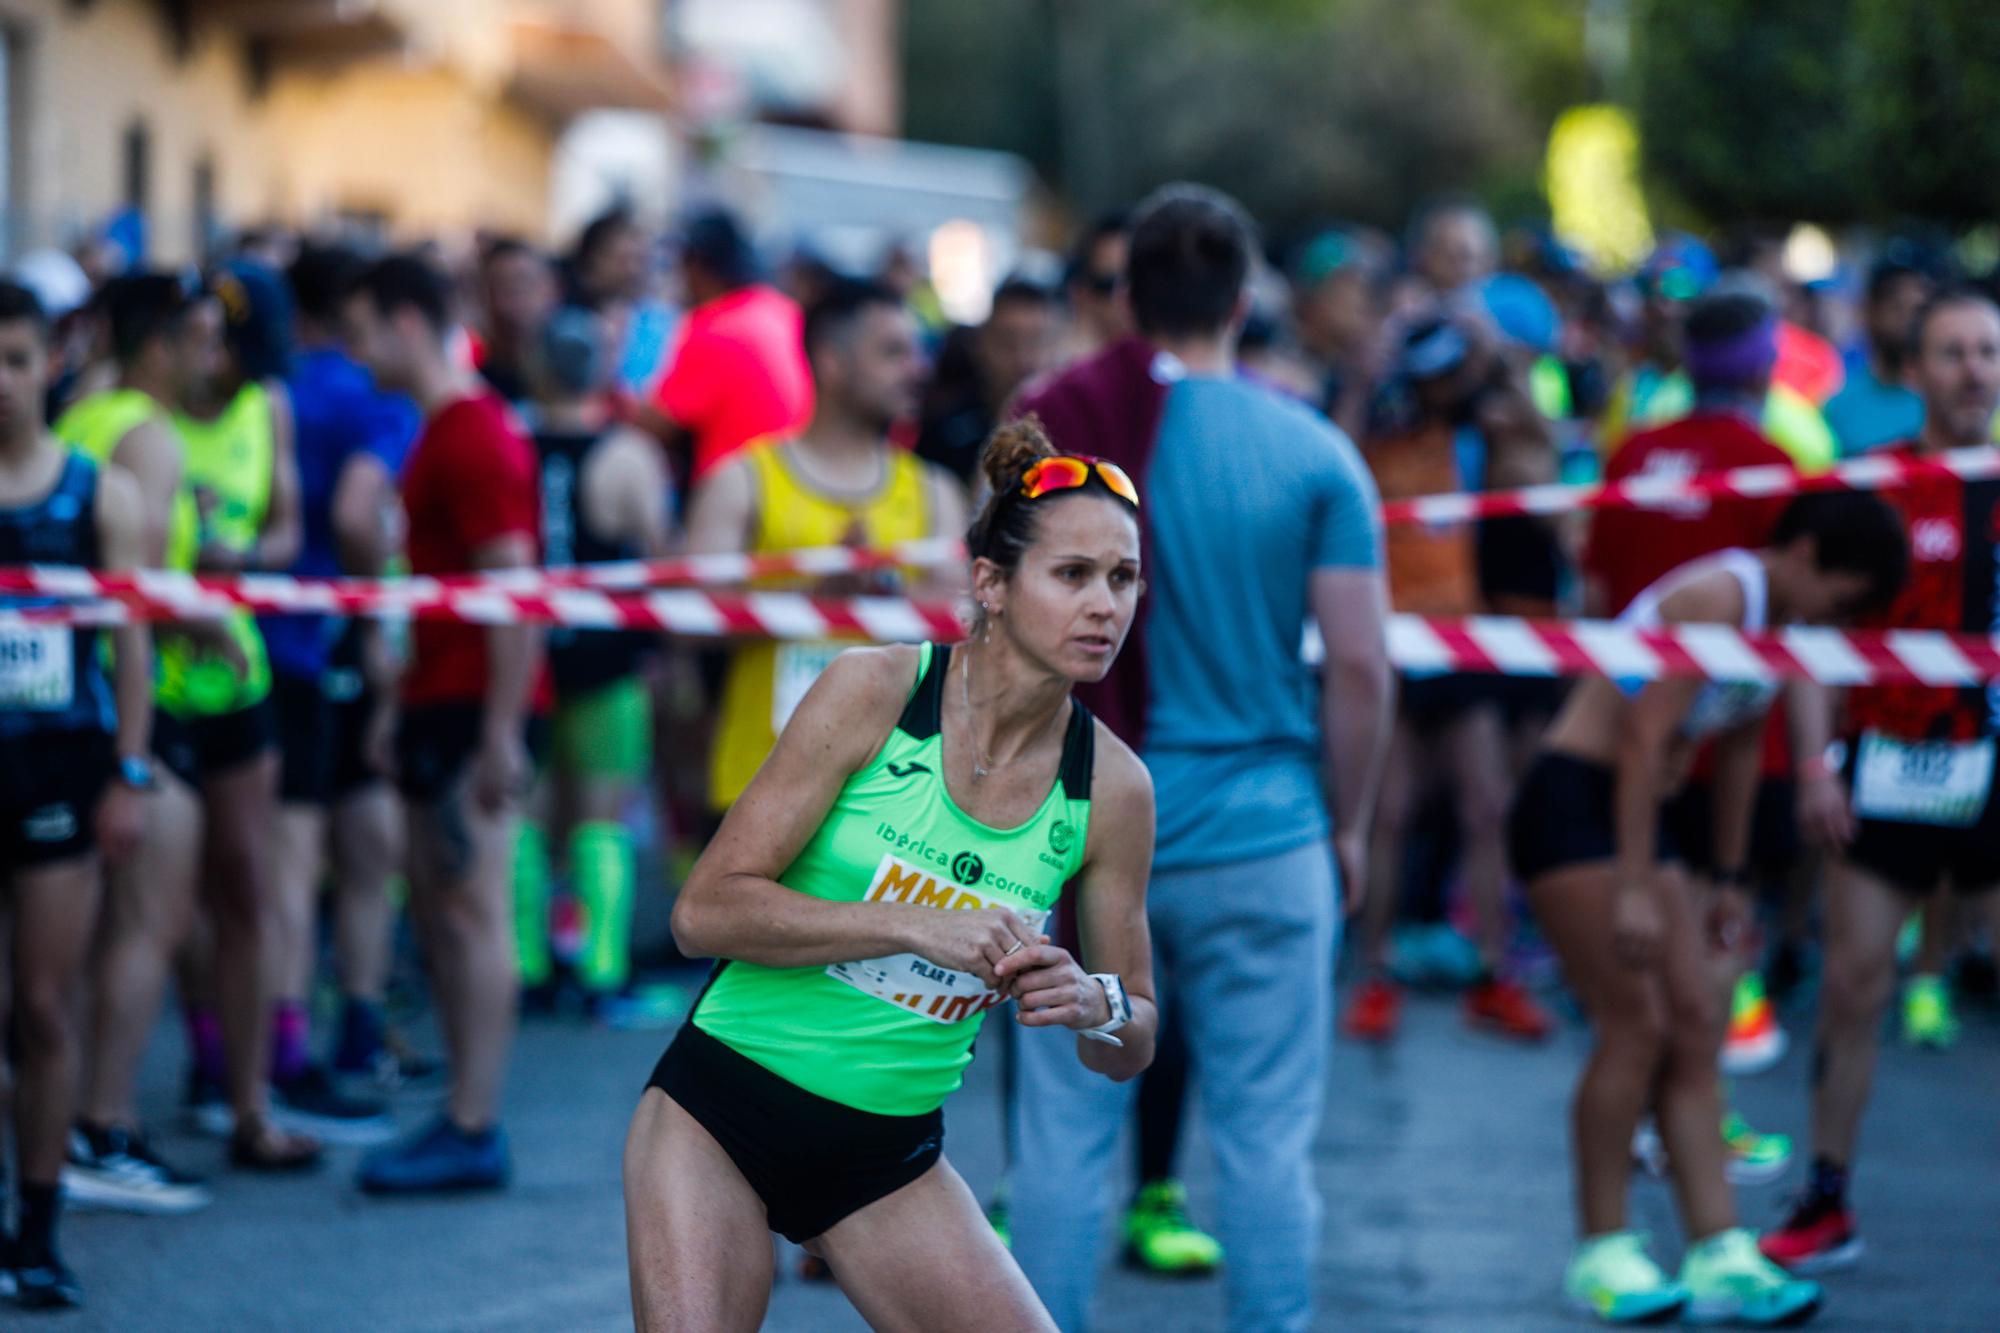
left=1707, top=884, right=1758, bottom=957
left=471, top=726, right=529, bottom=814
left=997, top=941, right=1109, bottom=1030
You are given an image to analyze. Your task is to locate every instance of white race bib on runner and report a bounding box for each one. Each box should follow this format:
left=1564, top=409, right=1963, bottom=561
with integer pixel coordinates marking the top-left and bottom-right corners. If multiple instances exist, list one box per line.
left=772, top=641, right=846, bottom=732
left=827, top=853, right=1048, bottom=1025
left=1852, top=732, right=1996, bottom=828
left=0, top=626, right=73, bottom=711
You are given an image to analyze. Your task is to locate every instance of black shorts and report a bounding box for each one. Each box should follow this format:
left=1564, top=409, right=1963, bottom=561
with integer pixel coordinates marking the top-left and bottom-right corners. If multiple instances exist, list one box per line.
left=1507, top=750, right=1678, bottom=884
left=394, top=703, right=544, bottom=806
left=1842, top=737, right=2000, bottom=895
left=646, top=1020, right=943, bottom=1244
left=1664, top=778, right=1799, bottom=888
left=153, top=698, right=277, bottom=790
left=0, top=729, right=112, bottom=867
left=276, top=666, right=389, bottom=807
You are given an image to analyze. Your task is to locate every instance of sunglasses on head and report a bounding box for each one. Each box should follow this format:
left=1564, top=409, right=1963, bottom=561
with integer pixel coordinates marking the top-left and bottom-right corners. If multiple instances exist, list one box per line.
left=1019, top=454, right=1140, bottom=508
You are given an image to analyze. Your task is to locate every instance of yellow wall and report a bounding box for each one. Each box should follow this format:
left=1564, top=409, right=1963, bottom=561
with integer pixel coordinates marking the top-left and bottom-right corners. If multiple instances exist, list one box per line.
left=263, top=63, right=555, bottom=242
left=0, top=0, right=597, bottom=261
left=0, top=0, right=276, bottom=262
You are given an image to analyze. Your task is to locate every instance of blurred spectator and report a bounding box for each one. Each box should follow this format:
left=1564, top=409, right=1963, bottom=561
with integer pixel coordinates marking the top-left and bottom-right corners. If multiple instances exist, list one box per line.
left=1290, top=227, right=1390, bottom=438
left=1346, top=313, right=1555, bottom=1047
left=1410, top=201, right=1499, bottom=305
left=1824, top=256, right=1934, bottom=456
left=876, top=240, right=949, bottom=348
left=649, top=207, right=813, bottom=483
left=915, top=275, right=1060, bottom=483
left=1602, top=241, right=1836, bottom=470
left=566, top=206, right=675, bottom=395
left=1058, top=209, right=1133, bottom=362
left=14, top=247, right=97, bottom=420
left=476, top=239, right=558, bottom=409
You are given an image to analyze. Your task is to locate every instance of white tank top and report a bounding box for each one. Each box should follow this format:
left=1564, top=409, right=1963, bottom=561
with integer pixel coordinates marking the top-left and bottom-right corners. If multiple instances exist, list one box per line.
left=1617, top=548, right=1780, bottom=740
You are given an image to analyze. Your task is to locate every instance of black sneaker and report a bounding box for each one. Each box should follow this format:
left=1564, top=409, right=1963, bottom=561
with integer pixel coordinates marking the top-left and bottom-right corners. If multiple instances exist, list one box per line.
left=272, top=1066, right=397, bottom=1146
left=336, top=1031, right=445, bottom=1094
left=13, top=1247, right=82, bottom=1310
left=64, top=1124, right=212, bottom=1215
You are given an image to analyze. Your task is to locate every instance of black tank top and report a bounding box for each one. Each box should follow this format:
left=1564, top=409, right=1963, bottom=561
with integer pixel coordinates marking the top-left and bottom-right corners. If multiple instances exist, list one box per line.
left=535, top=426, right=655, bottom=696
left=0, top=452, right=113, bottom=739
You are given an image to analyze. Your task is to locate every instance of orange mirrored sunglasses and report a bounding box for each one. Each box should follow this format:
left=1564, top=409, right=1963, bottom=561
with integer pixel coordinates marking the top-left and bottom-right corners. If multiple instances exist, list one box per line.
left=1018, top=454, right=1140, bottom=508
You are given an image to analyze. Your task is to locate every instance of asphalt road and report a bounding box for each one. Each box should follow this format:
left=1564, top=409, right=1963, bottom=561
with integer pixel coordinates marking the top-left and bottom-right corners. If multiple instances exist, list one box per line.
left=48, top=972, right=2000, bottom=1331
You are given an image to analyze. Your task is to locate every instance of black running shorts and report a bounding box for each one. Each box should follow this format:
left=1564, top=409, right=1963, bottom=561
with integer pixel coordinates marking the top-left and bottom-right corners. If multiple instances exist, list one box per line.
left=1841, top=736, right=2000, bottom=895
left=274, top=671, right=333, bottom=805
left=153, top=698, right=277, bottom=790
left=646, top=1020, right=943, bottom=1244
left=1507, top=750, right=1679, bottom=884
left=1663, top=778, right=1799, bottom=889
left=0, top=729, right=112, bottom=867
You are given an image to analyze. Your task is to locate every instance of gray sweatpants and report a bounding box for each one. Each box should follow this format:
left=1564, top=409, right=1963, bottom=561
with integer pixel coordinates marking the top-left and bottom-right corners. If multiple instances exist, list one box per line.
left=1009, top=839, right=1338, bottom=1333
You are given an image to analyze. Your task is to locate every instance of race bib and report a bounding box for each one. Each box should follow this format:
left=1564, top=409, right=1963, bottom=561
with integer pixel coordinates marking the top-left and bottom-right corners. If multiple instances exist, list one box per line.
left=0, top=625, right=73, bottom=710
left=1853, top=732, right=1996, bottom=828
left=772, top=641, right=845, bottom=732
left=827, top=853, right=1048, bottom=1025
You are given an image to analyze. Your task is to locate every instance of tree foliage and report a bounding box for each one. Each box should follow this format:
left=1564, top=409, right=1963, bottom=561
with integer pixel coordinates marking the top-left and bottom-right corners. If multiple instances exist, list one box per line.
left=902, top=0, right=1585, bottom=238
left=1632, top=0, right=2000, bottom=226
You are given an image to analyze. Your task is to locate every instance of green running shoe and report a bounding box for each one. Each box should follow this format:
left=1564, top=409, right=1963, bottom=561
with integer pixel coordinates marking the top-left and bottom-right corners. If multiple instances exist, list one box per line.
left=1721, top=1110, right=1793, bottom=1187
left=1680, top=1227, right=1822, bottom=1326
left=1902, top=974, right=1960, bottom=1049
left=1122, top=1179, right=1222, bottom=1275
left=1563, top=1231, right=1687, bottom=1324
left=986, top=1188, right=1011, bottom=1249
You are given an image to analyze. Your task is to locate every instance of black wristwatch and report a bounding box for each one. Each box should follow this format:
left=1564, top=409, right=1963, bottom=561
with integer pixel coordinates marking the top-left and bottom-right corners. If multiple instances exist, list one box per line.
left=115, top=754, right=158, bottom=791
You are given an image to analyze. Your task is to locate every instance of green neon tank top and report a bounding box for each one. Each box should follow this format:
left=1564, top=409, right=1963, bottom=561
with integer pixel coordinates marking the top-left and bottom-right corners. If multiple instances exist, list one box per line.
left=152, top=383, right=272, bottom=716
left=692, top=642, right=1095, bottom=1116
left=56, top=388, right=200, bottom=573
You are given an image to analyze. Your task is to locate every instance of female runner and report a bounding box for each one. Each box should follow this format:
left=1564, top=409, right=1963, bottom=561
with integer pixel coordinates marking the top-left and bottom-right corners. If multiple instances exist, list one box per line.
left=1509, top=492, right=1905, bottom=1327
left=624, top=419, right=1157, bottom=1331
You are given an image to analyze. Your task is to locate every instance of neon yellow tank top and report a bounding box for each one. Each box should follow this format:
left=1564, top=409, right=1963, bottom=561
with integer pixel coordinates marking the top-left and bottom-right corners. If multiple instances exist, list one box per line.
left=709, top=441, right=934, bottom=808
left=150, top=383, right=273, bottom=716
left=56, top=388, right=199, bottom=573
left=694, top=643, right=1095, bottom=1115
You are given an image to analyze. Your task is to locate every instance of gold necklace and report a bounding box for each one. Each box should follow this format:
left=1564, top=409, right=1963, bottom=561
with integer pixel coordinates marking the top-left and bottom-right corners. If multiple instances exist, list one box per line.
left=959, top=651, right=1060, bottom=781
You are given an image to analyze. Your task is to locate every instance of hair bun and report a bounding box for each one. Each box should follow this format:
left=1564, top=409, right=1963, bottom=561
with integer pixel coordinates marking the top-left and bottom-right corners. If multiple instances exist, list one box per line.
left=980, top=415, right=1059, bottom=497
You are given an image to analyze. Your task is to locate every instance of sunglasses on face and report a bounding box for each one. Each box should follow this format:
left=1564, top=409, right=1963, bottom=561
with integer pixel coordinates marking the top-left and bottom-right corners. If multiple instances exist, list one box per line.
left=1019, top=454, right=1141, bottom=508
left=1084, top=271, right=1122, bottom=297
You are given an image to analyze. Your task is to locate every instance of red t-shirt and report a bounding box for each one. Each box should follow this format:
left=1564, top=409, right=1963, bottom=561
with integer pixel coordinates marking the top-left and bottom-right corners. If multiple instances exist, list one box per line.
left=1584, top=411, right=1797, bottom=778
left=1847, top=440, right=1988, bottom=742
left=654, top=285, right=814, bottom=481
left=1582, top=411, right=1794, bottom=617
left=400, top=393, right=545, bottom=707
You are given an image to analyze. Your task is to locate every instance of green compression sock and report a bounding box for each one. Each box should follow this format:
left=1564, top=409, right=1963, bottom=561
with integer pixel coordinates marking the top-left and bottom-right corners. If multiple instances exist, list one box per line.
left=573, top=820, right=635, bottom=995
left=513, top=821, right=553, bottom=989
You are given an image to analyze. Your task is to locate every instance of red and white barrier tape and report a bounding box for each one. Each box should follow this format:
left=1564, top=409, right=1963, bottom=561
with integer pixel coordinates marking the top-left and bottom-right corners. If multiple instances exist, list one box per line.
left=8, top=581, right=2000, bottom=687
left=1379, top=445, right=2000, bottom=527
left=0, top=536, right=968, bottom=605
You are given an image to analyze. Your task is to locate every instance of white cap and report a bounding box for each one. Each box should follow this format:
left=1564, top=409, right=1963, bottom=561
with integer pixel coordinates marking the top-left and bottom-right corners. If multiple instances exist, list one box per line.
left=13, top=248, right=92, bottom=320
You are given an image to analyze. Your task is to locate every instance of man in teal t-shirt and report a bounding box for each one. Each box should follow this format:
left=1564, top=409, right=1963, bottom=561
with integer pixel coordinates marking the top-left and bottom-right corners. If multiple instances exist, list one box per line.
left=1008, top=185, right=1392, bottom=1333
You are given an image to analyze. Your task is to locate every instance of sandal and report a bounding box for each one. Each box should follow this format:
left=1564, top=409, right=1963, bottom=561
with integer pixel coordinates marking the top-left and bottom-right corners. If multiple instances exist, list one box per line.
left=229, top=1116, right=324, bottom=1172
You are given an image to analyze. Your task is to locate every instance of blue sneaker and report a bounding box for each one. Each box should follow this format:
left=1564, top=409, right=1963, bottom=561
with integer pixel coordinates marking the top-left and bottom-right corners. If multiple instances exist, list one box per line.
left=356, top=1116, right=510, bottom=1195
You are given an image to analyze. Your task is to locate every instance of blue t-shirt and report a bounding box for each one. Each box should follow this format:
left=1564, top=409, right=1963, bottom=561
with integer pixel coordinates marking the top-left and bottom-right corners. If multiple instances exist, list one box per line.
left=1141, top=375, right=1382, bottom=871
left=1824, top=357, right=1923, bottom=457
left=263, top=347, right=419, bottom=681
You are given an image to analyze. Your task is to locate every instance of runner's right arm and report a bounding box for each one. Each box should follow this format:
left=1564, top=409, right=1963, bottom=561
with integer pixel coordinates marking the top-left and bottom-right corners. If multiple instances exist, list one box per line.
left=1788, top=678, right=1852, bottom=848
left=672, top=647, right=1039, bottom=978
left=682, top=454, right=754, bottom=565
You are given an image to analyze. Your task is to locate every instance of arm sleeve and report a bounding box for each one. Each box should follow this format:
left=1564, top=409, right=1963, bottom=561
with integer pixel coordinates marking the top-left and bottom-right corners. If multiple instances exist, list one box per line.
left=1313, top=430, right=1384, bottom=571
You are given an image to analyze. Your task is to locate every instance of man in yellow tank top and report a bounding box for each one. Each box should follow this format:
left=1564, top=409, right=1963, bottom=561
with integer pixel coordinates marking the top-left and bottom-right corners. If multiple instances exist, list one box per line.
left=686, top=279, right=968, bottom=830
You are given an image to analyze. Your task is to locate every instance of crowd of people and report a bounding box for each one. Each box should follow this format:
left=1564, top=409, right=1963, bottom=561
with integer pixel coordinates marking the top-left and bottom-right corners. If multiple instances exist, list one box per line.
left=0, top=177, right=1991, bottom=1331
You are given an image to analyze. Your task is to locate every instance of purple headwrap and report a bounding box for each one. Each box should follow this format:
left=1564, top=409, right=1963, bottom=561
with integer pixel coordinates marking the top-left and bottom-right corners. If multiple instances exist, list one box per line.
left=1685, top=315, right=1778, bottom=391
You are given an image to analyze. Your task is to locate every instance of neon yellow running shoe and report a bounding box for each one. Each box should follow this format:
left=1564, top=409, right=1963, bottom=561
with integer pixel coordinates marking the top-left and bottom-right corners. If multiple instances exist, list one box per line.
left=1722, top=1109, right=1794, bottom=1186
left=1563, top=1231, right=1687, bottom=1324
left=1902, top=974, right=1960, bottom=1049
left=1122, top=1179, right=1222, bottom=1275
left=1680, top=1227, right=1822, bottom=1326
